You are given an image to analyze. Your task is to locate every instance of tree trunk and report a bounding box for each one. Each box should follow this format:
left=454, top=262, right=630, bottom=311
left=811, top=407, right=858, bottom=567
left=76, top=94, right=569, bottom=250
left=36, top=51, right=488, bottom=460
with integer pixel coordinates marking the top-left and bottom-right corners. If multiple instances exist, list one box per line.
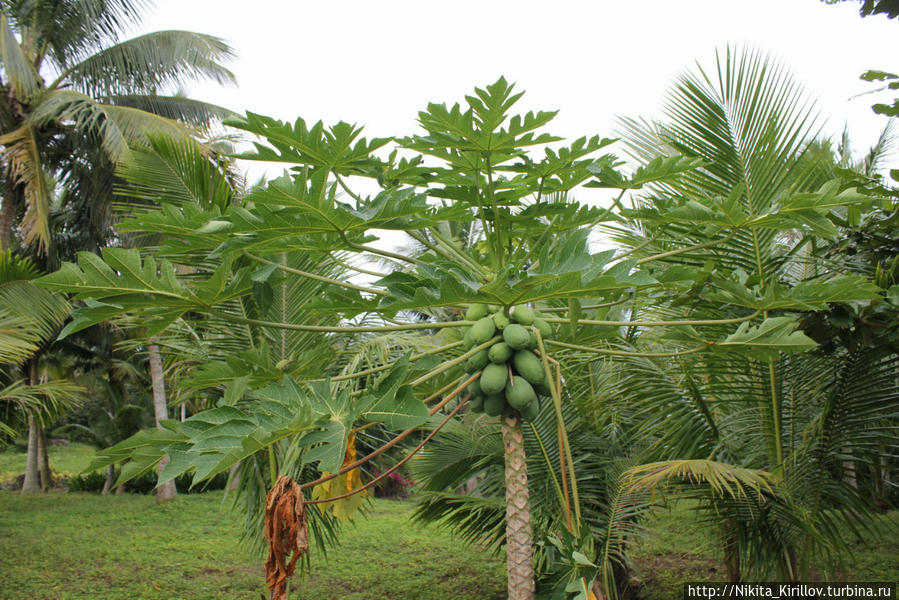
left=37, top=425, right=52, bottom=490
left=720, top=520, right=741, bottom=583
left=502, top=408, right=535, bottom=600
left=148, top=341, right=177, bottom=502
left=22, top=361, right=41, bottom=493
left=21, top=415, right=41, bottom=493
left=0, top=181, right=18, bottom=252
left=102, top=464, right=116, bottom=495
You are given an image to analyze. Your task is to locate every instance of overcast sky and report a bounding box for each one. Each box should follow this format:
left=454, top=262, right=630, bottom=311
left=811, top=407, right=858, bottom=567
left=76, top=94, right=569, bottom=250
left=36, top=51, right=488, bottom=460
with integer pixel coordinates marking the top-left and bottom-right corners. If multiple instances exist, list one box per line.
left=130, top=0, right=899, bottom=199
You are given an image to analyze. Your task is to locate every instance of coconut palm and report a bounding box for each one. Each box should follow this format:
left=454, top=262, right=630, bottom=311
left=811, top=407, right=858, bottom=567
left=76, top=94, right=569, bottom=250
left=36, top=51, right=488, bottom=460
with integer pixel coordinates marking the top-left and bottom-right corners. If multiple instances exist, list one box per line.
left=0, top=251, right=81, bottom=490
left=589, top=47, right=899, bottom=581
left=0, top=0, right=236, bottom=254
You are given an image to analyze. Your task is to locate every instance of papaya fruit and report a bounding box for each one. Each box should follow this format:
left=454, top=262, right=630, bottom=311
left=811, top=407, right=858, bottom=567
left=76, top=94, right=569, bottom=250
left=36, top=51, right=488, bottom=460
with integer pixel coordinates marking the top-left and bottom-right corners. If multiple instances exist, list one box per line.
left=519, top=397, right=539, bottom=422
left=484, top=394, right=505, bottom=417
left=527, top=330, right=538, bottom=349
left=466, top=304, right=488, bottom=321
left=469, top=394, right=485, bottom=413
left=465, top=349, right=489, bottom=372
left=505, top=375, right=537, bottom=411
left=533, top=318, right=552, bottom=339
left=462, top=373, right=482, bottom=397
left=488, top=342, right=513, bottom=364
left=493, top=311, right=510, bottom=330
left=511, top=305, right=536, bottom=325
left=513, top=350, right=545, bottom=385
left=503, top=324, right=530, bottom=350
left=480, top=363, right=509, bottom=395
left=463, top=327, right=474, bottom=349
left=470, top=316, right=496, bottom=344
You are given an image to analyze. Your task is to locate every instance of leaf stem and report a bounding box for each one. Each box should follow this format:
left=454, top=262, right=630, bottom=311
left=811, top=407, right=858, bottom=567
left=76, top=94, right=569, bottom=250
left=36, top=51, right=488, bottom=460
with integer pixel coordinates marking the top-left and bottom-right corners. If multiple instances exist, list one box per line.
left=299, top=372, right=480, bottom=491
left=307, top=341, right=464, bottom=383
left=538, top=298, right=628, bottom=313
left=408, top=336, right=500, bottom=387
left=212, top=311, right=473, bottom=333
left=244, top=252, right=388, bottom=296
left=306, top=395, right=468, bottom=504
left=635, top=233, right=735, bottom=265
left=542, top=310, right=760, bottom=328
left=544, top=340, right=709, bottom=358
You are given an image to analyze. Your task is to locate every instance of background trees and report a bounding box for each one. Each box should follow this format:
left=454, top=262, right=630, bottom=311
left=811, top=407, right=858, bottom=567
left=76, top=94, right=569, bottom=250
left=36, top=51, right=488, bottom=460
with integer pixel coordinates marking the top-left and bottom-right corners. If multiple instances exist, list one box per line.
left=0, top=0, right=236, bottom=256
left=0, top=0, right=237, bottom=495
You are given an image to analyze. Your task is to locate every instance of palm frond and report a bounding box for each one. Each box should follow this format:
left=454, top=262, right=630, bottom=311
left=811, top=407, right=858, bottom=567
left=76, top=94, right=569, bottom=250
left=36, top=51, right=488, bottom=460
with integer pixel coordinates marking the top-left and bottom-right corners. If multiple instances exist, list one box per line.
left=100, top=94, right=236, bottom=127
left=0, top=124, right=53, bottom=249
left=0, top=12, right=40, bottom=98
left=622, top=459, right=774, bottom=498
left=116, top=134, right=235, bottom=210
left=58, top=30, right=236, bottom=97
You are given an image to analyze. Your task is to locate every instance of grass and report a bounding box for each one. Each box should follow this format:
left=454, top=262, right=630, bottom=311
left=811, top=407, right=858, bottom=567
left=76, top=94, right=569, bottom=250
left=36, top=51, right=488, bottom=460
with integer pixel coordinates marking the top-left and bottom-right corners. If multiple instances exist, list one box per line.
left=0, top=442, right=97, bottom=485
left=1, top=471, right=895, bottom=599
left=631, top=501, right=899, bottom=600
left=0, top=492, right=505, bottom=600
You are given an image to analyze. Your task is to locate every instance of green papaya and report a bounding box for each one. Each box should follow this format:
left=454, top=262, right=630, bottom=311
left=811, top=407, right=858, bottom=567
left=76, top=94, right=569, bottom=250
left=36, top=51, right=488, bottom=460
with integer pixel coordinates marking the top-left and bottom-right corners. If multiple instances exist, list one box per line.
left=527, top=329, right=538, bottom=349
left=533, top=318, right=552, bottom=339
left=488, top=342, right=513, bottom=364
left=465, top=349, right=489, bottom=372
left=505, top=375, right=537, bottom=411
left=470, top=316, right=496, bottom=344
left=466, top=304, right=488, bottom=321
left=463, top=327, right=474, bottom=349
left=462, top=373, right=482, bottom=397
left=493, top=311, right=511, bottom=330
left=487, top=304, right=500, bottom=313
left=511, top=305, right=536, bottom=325
left=519, top=397, right=539, bottom=422
left=483, top=394, right=505, bottom=417
left=480, top=363, right=509, bottom=395
left=469, top=395, right=485, bottom=413
left=503, top=324, right=530, bottom=350
left=512, top=350, right=545, bottom=385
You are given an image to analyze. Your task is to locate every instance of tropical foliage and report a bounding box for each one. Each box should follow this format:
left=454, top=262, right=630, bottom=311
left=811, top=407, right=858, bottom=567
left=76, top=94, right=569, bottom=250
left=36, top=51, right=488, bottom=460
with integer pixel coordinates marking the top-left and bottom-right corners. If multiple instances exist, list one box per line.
left=25, top=36, right=898, bottom=598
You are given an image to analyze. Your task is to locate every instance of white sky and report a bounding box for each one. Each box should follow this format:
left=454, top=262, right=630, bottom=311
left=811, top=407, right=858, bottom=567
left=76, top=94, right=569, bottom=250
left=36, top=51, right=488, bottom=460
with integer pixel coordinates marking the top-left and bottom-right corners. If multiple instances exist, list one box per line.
left=136, top=0, right=897, bottom=181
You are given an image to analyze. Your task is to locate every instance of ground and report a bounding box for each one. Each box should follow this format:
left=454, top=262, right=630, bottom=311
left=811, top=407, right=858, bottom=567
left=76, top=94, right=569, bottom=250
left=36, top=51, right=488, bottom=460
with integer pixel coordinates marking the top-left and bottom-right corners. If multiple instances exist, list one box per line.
left=0, top=444, right=896, bottom=599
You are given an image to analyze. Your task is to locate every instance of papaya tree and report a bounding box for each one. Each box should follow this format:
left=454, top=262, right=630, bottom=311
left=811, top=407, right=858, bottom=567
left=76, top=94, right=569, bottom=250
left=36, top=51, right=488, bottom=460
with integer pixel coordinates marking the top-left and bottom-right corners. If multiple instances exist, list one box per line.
left=35, top=77, right=881, bottom=599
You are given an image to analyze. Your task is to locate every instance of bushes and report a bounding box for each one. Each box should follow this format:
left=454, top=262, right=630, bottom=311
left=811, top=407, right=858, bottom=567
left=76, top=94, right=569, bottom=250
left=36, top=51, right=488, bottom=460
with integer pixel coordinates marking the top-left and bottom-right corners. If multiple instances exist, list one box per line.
left=68, top=470, right=229, bottom=494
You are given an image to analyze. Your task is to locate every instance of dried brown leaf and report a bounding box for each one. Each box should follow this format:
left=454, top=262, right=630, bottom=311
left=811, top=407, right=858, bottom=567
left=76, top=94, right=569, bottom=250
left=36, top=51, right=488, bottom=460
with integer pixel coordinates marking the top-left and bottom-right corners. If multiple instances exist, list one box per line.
left=264, top=475, right=308, bottom=600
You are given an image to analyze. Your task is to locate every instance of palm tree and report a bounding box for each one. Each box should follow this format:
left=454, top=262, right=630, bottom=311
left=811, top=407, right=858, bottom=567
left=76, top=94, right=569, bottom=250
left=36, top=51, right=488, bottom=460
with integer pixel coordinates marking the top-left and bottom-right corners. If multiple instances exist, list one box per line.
left=0, top=251, right=81, bottom=491
left=590, top=47, right=898, bottom=581
left=0, top=0, right=236, bottom=254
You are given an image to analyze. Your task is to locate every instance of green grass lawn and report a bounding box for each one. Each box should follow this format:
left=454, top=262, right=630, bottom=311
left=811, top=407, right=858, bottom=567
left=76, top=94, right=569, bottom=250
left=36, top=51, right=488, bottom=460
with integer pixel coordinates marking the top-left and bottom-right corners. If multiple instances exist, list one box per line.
left=0, top=492, right=506, bottom=600
left=1, top=483, right=895, bottom=599
left=0, top=442, right=97, bottom=485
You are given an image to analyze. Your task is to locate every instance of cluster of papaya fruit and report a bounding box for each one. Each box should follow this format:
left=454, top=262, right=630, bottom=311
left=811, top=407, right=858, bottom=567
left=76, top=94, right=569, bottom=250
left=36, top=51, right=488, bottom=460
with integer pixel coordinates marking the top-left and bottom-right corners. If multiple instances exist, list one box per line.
left=459, top=303, right=553, bottom=421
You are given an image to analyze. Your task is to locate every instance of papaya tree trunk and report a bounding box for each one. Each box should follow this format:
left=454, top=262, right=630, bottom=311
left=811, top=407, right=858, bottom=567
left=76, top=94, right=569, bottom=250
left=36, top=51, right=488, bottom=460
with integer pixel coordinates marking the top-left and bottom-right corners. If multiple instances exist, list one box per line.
left=502, top=408, right=535, bottom=600
left=148, top=340, right=177, bottom=501
left=21, top=415, right=41, bottom=493
left=37, top=425, right=51, bottom=490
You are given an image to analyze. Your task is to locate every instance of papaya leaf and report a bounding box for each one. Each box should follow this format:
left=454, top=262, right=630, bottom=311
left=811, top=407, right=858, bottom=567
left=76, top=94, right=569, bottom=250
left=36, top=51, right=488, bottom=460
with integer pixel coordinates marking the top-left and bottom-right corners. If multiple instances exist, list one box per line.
left=713, top=317, right=817, bottom=359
